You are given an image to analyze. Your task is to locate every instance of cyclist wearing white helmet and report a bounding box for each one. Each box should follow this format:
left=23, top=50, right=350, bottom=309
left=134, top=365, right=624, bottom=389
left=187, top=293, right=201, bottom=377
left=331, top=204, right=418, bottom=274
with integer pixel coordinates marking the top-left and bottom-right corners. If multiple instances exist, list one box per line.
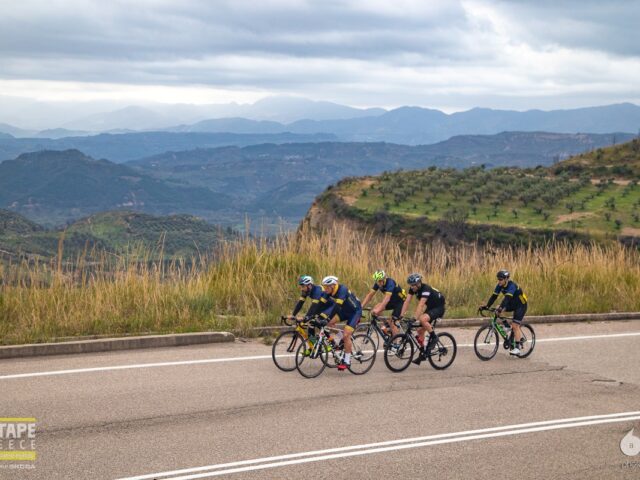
left=319, top=275, right=363, bottom=371
left=400, top=273, right=446, bottom=365
left=480, top=270, right=528, bottom=356
left=361, top=269, right=407, bottom=337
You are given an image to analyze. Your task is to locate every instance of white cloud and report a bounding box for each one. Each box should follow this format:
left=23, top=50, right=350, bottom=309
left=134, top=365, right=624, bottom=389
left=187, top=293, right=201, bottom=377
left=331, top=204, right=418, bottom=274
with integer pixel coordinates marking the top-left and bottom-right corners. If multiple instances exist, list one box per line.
left=0, top=0, right=638, bottom=112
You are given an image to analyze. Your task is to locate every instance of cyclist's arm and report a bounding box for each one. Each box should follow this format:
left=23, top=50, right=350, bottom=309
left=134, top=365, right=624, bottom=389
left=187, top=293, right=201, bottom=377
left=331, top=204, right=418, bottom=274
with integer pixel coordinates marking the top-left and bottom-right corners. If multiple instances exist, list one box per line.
left=400, top=294, right=412, bottom=317
left=320, top=297, right=343, bottom=322
left=499, top=283, right=517, bottom=310
left=291, top=296, right=306, bottom=317
left=306, top=295, right=330, bottom=318
left=379, top=291, right=392, bottom=309
left=486, top=293, right=498, bottom=308
left=361, top=289, right=376, bottom=308
left=414, top=297, right=427, bottom=319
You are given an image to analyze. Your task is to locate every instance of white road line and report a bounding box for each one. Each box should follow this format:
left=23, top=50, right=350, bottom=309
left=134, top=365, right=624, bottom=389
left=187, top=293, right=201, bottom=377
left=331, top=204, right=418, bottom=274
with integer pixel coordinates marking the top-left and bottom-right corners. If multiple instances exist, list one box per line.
left=117, top=411, right=640, bottom=480
left=1, top=331, right=639, bottom=380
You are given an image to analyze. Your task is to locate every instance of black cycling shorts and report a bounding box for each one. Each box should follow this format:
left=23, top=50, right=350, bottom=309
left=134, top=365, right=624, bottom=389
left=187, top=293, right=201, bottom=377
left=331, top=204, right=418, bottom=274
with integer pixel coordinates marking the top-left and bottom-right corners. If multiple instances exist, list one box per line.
left=512, top=304, right=527, bottom=324
left=384, top=301, right=404, bottom=320
left=425, top=305, right=445, bottom=323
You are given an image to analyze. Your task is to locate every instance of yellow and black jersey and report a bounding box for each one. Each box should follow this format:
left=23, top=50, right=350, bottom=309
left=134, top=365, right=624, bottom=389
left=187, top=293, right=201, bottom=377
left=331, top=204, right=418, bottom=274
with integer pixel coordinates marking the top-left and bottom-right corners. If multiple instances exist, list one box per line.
left=371, top=277, right=407, bottom=305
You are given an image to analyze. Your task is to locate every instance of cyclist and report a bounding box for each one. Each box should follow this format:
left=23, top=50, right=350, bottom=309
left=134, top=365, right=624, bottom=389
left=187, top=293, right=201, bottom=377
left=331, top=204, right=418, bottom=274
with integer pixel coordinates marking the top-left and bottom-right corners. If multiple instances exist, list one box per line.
left=361, top=270, right=407, bottom=338
left=399, top=273, right=445, bottom=365
left=288, top=275, right=333, bottom=340
left=319, top=275, right=363, bottom=371
left=480, top=270, right=528, bottom=356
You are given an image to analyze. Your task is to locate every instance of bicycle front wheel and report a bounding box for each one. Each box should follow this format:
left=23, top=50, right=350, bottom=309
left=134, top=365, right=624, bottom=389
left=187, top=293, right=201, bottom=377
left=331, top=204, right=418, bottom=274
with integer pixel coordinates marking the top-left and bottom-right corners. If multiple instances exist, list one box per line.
left=295, top=341, right=328, bottom=378
left=516, top=323, right=536, bottom=358
left=474, top=325, right=499, bottom=361
left=427, top=332, right=457, bottom=370
left=272, top=330, right=304, bottom=372
left=348, top=334, right=377, bottom=375
left=383, top=334, right=414, bottom=373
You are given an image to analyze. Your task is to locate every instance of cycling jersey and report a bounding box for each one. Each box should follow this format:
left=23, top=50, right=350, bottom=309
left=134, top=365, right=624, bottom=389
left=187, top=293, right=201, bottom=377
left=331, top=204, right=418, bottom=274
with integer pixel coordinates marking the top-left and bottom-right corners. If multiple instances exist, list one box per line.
left=292, top=285, right=333, bottom=317
left=408, top=283, right=445, bottom=310
left=487, top=280, right=528, bottom=312
left=371, top=277, right=407, bottom=306
left=321, top=284, right=362, bottom=330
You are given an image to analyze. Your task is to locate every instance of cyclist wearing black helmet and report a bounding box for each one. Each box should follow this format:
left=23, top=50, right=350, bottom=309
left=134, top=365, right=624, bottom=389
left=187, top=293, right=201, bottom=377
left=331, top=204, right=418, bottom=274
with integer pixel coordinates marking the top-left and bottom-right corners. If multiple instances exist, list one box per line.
left=480, top=270, right=528, bottom=356
left=361, top=269, right=407, bottom=338
left=400, top=273, right=446, bottom=365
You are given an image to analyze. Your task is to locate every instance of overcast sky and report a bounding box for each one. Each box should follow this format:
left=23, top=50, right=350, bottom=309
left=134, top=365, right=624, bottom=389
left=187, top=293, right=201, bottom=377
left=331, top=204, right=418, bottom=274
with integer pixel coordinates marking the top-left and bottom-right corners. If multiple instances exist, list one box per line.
left=1, top=0, right=639, bottom=112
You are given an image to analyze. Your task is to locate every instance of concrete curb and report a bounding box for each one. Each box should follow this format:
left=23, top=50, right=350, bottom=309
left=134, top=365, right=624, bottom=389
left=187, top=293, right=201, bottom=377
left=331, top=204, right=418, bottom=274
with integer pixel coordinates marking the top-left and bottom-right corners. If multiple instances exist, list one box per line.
left=0, top=332, right=235, bottom=359
left=254, top=312, right=640, bottom=336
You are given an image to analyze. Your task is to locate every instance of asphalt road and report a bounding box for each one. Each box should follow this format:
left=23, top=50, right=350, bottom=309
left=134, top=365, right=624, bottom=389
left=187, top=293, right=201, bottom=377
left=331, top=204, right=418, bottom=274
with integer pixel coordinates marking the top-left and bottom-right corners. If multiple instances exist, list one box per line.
left=1, top=320, right=639, bottom=479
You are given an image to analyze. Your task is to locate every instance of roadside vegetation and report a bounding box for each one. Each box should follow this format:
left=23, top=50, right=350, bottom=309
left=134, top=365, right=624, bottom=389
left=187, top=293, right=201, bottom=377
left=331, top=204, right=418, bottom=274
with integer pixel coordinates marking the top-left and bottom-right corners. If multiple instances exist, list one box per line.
left=1, top=226, right=639, bottom=345
left=333, top=138, right=640, bottom=239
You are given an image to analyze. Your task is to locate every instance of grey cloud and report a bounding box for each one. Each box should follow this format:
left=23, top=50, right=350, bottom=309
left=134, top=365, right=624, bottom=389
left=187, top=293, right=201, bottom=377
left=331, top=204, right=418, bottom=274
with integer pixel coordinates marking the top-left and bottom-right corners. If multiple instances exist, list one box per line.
left=492, top=0, right=640, bottom=57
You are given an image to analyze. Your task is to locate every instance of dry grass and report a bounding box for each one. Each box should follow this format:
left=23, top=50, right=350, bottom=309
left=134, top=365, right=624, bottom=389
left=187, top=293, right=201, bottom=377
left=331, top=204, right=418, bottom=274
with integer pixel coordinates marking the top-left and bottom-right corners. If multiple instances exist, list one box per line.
left=1, top=225, right=639, bottom=345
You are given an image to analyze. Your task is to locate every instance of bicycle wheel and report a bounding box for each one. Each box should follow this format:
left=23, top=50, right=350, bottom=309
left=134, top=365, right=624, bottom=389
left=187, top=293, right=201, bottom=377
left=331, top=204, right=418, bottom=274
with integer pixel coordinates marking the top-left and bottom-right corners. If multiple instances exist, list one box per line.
left=383, top=333, right=414, bottom=373
left=295, top=340, right=328, bottom=378
left=427, top=332, right=457, bottom=370
left=356, top=323, right=380, bottom=351
left=474, top=325, right=499, bottom=361
left=348, top=334, right=377, bottom=375
left=516, top=323, right=536, bottom=358
left=272, top=330, right=304, bottom=372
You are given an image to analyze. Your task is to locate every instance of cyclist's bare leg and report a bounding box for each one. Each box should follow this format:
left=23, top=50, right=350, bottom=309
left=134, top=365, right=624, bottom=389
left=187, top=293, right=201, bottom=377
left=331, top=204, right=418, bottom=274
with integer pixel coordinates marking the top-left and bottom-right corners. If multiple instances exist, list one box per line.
left=418, top=313, right=434, bottom=344
left=512, top=321, right=523, bottom=343
left=389, top=317, right=399, bottom=337
left=344, top=326, right=354, bottom=354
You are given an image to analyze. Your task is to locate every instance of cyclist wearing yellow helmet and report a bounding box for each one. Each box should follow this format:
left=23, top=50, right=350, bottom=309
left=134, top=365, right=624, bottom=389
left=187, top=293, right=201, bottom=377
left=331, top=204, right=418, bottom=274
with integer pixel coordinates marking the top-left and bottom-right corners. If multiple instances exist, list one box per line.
left=361, top=269, right=407, bottom=337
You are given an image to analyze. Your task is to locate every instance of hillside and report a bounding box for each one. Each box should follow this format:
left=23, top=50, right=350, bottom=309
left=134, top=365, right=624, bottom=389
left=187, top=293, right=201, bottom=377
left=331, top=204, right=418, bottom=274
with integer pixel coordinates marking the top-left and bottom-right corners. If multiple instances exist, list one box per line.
left=552, top=138, right=640, bottom=177
left=0, top=149, right=229, bottom=227
left=303, top=139, right=640, bottom=246
left=130, top=132, right=634, bottom=230
left=0, top=210, right=234, bottom=260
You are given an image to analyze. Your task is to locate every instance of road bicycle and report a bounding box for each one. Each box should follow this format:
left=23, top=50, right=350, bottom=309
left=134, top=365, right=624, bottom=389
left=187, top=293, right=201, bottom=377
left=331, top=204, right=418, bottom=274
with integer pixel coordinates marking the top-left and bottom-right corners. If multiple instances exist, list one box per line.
left=383, top=317, right=457, bottom=372
left=358, top=309, right=405, bottom=351
left=271, top=316, right=313, bottom=372
left=295, top=318, right=376, bottom=378
left=474, top=307, right=536, bottom=360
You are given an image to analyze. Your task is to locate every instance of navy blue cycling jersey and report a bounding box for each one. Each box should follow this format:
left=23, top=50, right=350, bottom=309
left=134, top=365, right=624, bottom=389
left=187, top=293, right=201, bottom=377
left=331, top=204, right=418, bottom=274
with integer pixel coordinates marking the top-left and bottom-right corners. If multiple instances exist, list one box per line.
left=321, top=284, right=362, bottom=321
left=489, top=280, right=527, bottom=311
left=372, top=277, right=407, bottom=305
left=292, top=285, right=333, bottom=317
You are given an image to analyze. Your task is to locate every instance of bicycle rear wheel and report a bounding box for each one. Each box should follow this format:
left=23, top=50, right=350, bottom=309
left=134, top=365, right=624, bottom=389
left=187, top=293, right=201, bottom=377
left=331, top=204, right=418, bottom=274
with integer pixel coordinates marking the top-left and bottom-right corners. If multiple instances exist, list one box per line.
left=383, top=334, right=414, bottom=373
left=348, top=334, right=377, bottom=375
left=474, top=325, right=499, bottom=361
left=272, top=330, right=304, bottom=372
left=356, top=322, right=380, bottom=351
left=295, top=341, right=328, bottom=378
left=427, top=331, right=457, bottom=370
left=516, top=323, right=536, bottom=358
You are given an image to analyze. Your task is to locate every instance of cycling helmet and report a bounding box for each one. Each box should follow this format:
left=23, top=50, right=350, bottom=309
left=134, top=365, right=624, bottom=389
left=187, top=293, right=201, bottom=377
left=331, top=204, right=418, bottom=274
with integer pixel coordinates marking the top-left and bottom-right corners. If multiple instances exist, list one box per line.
left=497, top=270, right=510, bottom=280
left=407, top=273, right=422, bottom=285
left=372, top=270, right=386, bottom=281
left=297, top=275, right=313, bottom=286
left=321, top=275, right=339, bottom=286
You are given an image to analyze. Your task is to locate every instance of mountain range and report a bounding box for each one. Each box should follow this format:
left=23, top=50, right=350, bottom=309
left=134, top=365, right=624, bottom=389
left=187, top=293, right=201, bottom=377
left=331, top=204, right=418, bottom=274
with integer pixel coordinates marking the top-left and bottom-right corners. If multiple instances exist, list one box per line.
left=0, top=131, right=338, bottom=163
left=1, top=99, right=639, bottom=149
left=0, top=131, right=633, bottom=230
